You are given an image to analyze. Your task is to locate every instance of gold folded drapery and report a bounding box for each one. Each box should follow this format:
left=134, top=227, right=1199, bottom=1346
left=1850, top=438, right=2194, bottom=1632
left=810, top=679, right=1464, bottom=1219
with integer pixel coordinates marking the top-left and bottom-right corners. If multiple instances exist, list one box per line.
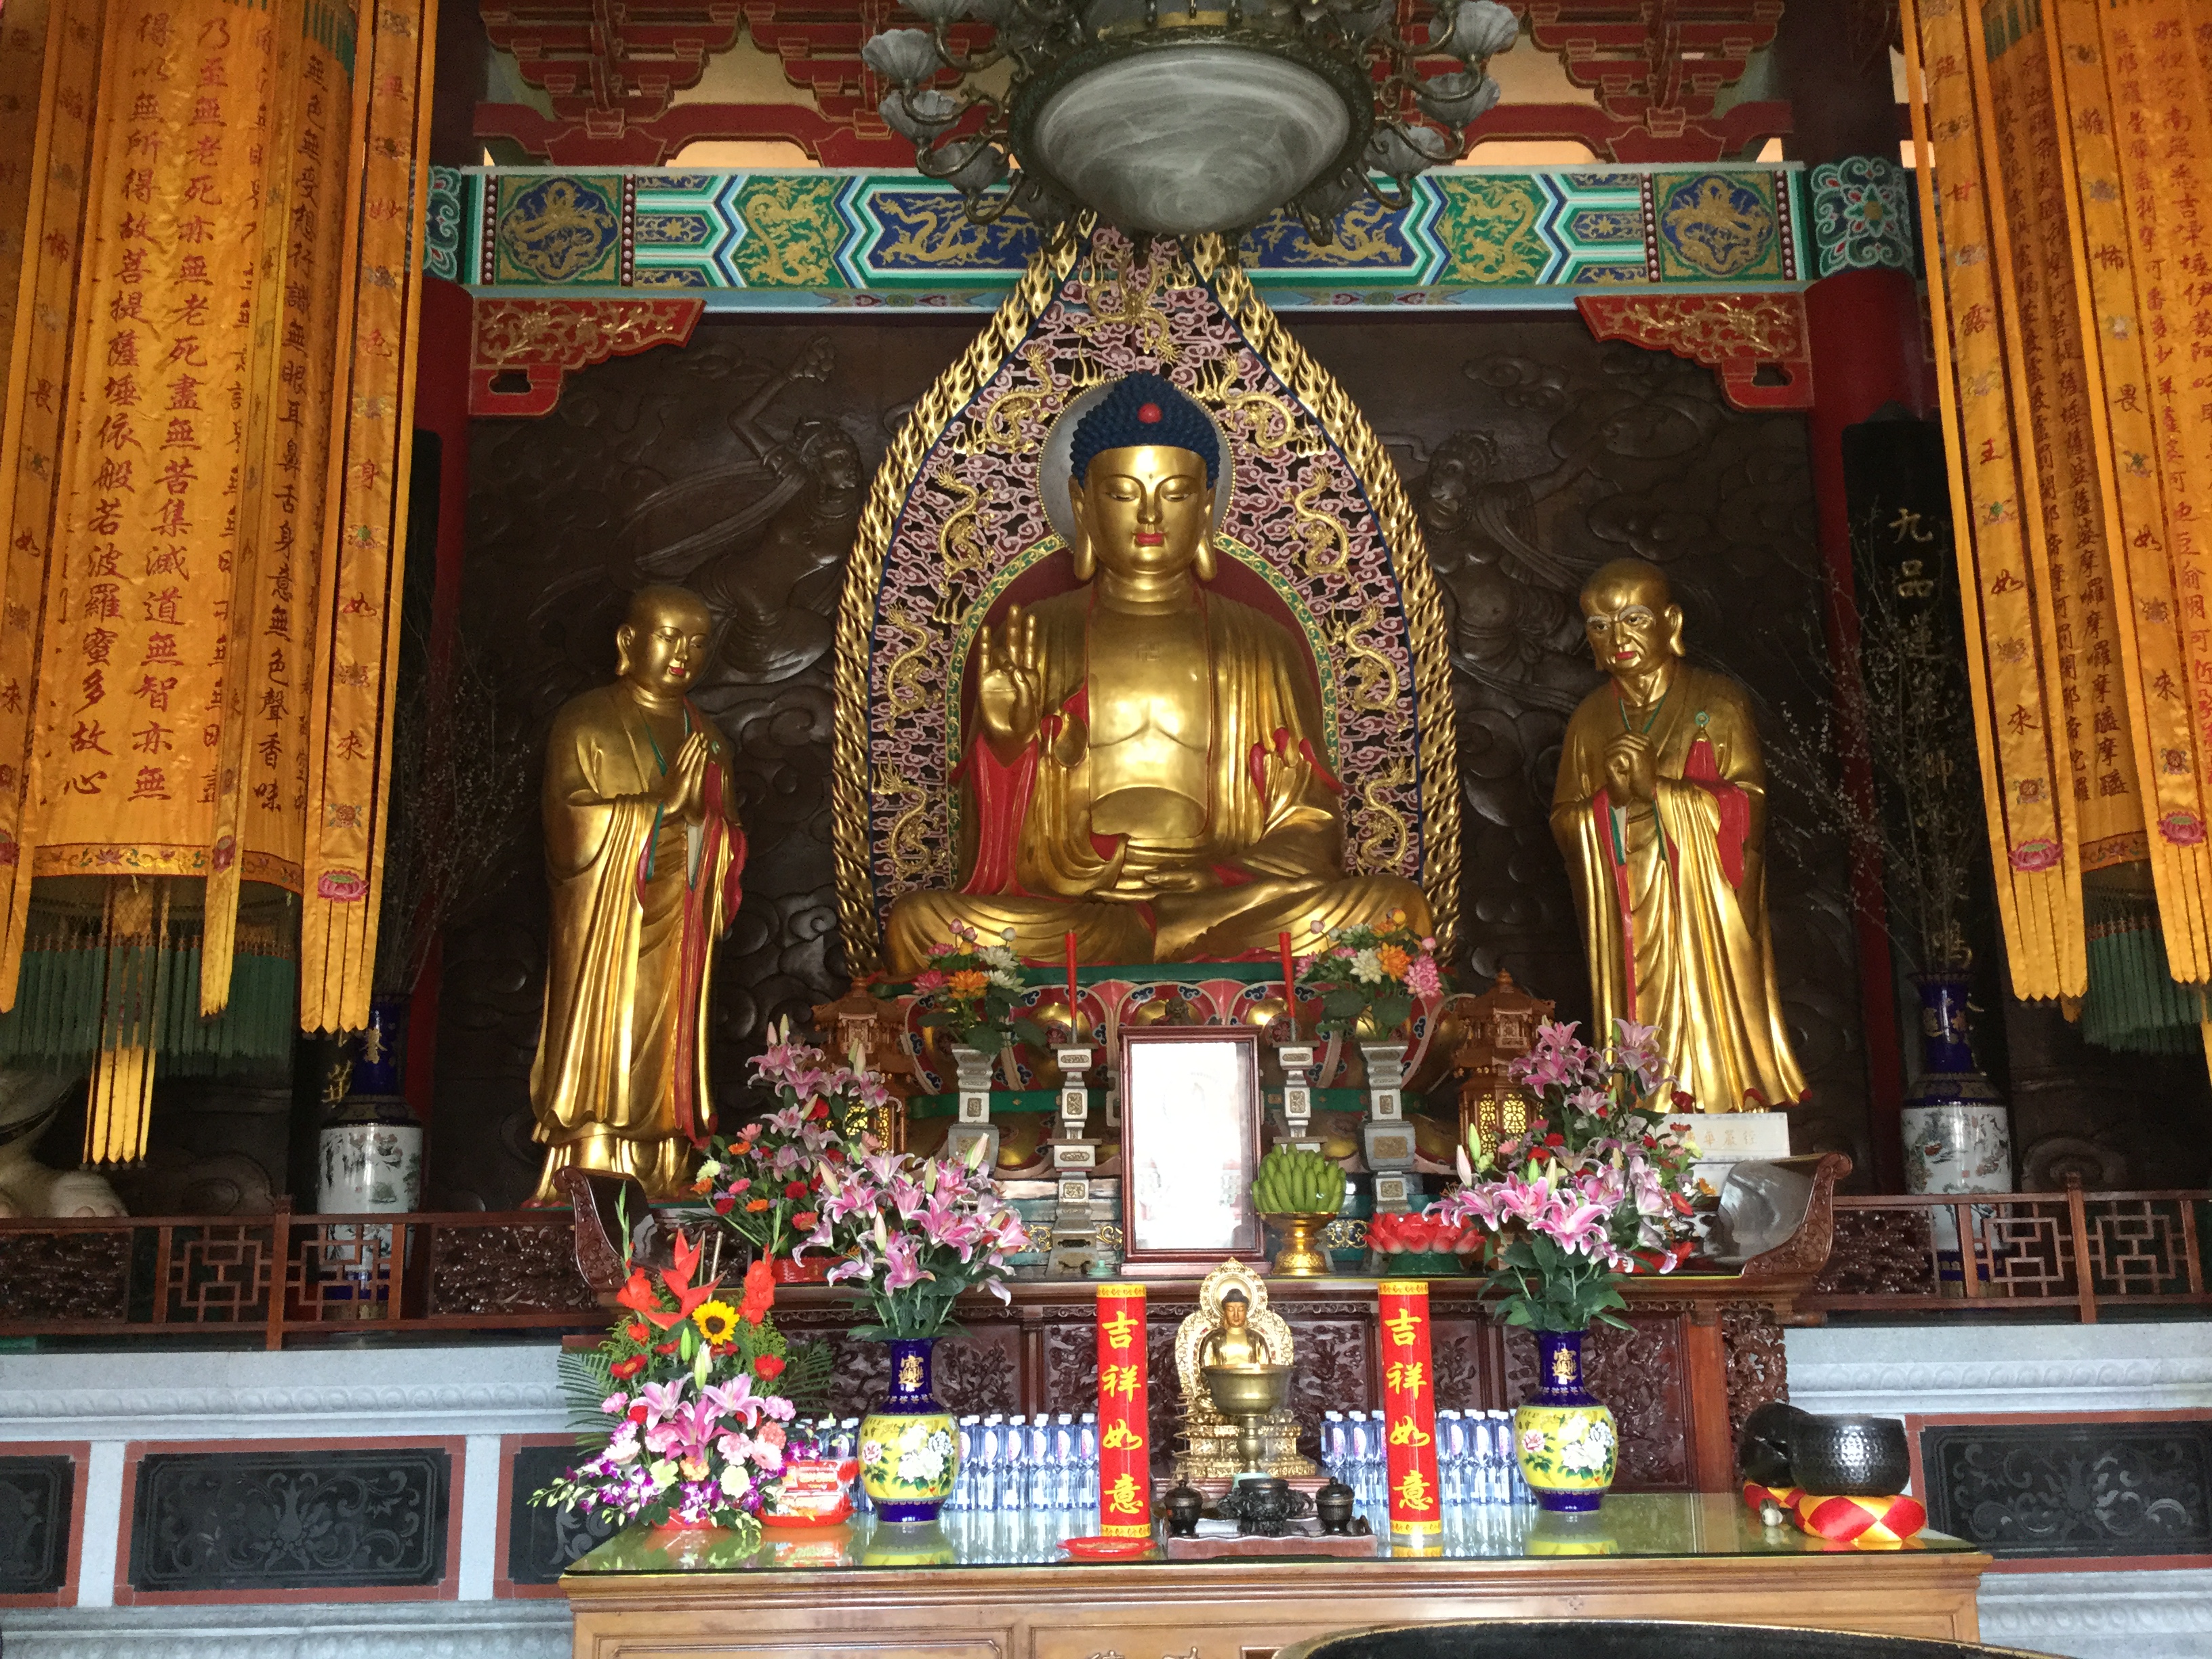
left=0, top=0, right=436, bottom=1057
left=1904, top=0, right=2212, bottom=1006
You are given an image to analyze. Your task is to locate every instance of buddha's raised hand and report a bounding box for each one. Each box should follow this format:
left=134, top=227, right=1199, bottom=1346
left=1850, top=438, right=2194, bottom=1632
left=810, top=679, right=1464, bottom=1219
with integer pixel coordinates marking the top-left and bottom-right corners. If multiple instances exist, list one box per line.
left=977, top=605, right=1044, bottom=764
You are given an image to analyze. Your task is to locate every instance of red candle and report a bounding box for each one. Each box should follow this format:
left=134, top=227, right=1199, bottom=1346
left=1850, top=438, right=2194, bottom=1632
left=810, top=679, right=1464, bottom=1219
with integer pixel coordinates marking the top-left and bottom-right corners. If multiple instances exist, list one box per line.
left=1095, top=1284, right=1151, bottom=1538
left=1378, top=1279, right=1442, bottom=1541
left=1064, top=929, right=1081, bottom=1042
left=1278, top=930, right=1298, bottom=1038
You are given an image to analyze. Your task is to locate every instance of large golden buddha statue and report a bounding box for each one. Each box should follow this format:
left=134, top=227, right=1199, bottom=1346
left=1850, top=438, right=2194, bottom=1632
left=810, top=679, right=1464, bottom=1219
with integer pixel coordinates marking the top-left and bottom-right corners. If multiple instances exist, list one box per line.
left=1551, top=558, right=1806, bottom=1111
left=886, top=374, right=1428, bottom=970
left=527, top=586, right=747, bottom=1203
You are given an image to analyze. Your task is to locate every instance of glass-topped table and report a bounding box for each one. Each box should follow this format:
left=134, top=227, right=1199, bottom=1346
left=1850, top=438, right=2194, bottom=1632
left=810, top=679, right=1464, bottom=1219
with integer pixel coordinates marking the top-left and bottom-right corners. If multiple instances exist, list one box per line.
left=560, top=1496, right=1988, bottom=1659
left=569, top=1496, right=1977, bottom=1577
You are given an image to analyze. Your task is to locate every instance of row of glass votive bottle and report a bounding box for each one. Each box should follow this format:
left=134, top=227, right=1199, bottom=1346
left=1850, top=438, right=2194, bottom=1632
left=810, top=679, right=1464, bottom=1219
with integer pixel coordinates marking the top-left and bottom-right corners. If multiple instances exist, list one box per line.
left=1322, top=1408, right=1532, bottom=1511
left=945, top=1412, right=1101, bottom=1513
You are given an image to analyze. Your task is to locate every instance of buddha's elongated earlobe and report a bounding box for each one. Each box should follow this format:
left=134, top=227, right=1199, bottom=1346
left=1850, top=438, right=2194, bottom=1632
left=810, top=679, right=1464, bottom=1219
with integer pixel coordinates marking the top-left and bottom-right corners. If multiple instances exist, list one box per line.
left=1193, top=529, right=1216, bottom=583
left=1069, top=480, right=1095, bottom=580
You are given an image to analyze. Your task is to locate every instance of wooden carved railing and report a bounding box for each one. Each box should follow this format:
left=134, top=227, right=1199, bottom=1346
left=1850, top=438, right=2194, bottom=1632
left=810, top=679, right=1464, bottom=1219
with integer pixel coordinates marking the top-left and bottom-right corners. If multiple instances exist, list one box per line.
left=0, top=1204, right=603, bottom=1350
left=1805, top=1179, right=2212, bottom=1323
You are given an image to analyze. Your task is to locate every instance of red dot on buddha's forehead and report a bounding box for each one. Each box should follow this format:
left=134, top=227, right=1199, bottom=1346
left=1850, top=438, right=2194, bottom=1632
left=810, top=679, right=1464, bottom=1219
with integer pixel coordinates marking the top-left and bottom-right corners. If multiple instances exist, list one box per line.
left=1137, top=401, right=1162, bottom=424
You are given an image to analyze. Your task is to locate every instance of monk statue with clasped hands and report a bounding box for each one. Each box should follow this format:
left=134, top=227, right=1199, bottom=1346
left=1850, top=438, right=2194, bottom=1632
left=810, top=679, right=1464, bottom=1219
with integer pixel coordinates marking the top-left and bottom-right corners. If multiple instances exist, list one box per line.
left=528, top=586, right=746, bottom=1203
left=886, top=373, right=1428, bottom=970
left=1551, top=557, right=1805, bottom=1111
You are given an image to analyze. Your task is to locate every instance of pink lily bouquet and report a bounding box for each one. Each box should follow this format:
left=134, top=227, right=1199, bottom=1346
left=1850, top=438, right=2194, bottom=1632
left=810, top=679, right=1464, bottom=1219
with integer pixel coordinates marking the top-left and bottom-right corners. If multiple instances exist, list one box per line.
left=695, top=1025, right=886, bottom=1265
left=533, top=1235, right=802, bottom=1542
left=796, top=1143, right=1031, bottom=1340
left=1296, top=909, right=1446, bottom=1038
left=1432, top=1018, right=1700, bottom=1332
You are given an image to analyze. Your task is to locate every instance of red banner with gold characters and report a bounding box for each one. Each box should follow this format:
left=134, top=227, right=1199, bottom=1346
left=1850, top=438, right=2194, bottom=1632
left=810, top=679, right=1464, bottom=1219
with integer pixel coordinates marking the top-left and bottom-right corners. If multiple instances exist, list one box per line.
left=1378, top=1279, right=1441, bottom=1541
left=1095, top=1282, right=1151, bottom=1540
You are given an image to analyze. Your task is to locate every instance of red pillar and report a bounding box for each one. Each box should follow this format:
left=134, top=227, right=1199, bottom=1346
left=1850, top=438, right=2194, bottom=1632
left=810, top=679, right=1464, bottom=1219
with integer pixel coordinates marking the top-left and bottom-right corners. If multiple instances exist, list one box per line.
left=400, top=276, right=472, bottom=1130
left=1804, top=267, right=1931, bottom=1191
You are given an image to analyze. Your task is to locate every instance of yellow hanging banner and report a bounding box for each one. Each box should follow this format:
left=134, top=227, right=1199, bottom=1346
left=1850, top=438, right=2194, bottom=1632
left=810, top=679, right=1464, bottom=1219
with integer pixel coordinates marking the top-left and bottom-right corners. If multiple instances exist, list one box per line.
left=1904, top=0, right=2087, bottom=999
left=298, top=0, right=435, bottom=1033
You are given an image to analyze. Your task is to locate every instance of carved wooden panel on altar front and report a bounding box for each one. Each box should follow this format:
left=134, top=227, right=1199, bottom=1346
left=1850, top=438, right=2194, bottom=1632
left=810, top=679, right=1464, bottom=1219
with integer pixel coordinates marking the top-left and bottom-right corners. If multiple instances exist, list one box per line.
left=447, top=312, right=1867, bottom=1208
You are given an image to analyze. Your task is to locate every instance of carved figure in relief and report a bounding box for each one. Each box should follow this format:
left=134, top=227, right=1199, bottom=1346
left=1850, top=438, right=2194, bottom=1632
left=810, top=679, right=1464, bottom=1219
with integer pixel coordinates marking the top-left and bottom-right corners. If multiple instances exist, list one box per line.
left=1551, top=557, right=1806, bottom=1111
left=528, top=587, right=746, bottom=1203
left=619, top=336, right=860, bottom=688
left=1170, top=1258, right=1313, bottom=1483
left=884, top=372, right=1429, bottom=969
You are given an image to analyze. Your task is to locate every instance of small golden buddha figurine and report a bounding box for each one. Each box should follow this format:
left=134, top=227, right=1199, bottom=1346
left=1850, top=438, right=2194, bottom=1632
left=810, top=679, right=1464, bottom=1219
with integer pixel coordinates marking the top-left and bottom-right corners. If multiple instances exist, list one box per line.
left=885, top=373, right=1429, bottom=970
left=1200, top=1290, right=1268, bottom=1370
left=1171, top=1259, right=1315, bottom=1484
left=1551, top=558, right=1807, bottom=1111
left=527, top=586, right=747, bottom=1203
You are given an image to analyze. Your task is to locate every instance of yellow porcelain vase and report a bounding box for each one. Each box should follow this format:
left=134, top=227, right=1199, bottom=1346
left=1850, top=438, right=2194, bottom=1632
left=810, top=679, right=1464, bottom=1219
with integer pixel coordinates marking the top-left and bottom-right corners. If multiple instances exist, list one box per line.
left=1513, top=1330, right=1617, bottom=1513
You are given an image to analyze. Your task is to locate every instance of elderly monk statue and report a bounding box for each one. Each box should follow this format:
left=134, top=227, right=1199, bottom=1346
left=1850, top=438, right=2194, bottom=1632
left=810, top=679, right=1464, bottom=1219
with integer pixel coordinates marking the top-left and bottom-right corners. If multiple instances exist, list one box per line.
left=528, top=586, right=746, bottom=1203
left=1551, top=557, right=1806, bottom=1111
left=886, top=373, right=1427, bottom=970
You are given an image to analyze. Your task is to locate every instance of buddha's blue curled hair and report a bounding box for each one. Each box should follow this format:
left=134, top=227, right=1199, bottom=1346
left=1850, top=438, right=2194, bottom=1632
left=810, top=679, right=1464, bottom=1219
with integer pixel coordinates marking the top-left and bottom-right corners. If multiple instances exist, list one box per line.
left=1069, top=371, right=1220, bottom=486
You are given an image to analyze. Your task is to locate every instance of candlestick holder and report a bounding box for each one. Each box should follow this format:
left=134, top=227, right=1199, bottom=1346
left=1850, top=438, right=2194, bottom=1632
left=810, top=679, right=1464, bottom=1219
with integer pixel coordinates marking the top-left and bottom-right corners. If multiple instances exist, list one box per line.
left=1277, top=1042, right=1315, bottom=1139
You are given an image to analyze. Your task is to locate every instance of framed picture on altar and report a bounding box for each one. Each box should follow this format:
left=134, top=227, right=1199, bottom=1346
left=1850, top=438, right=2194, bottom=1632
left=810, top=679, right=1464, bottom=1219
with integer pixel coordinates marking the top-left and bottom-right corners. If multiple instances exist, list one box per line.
left=1118, top=1027, right=1263, bottom=1273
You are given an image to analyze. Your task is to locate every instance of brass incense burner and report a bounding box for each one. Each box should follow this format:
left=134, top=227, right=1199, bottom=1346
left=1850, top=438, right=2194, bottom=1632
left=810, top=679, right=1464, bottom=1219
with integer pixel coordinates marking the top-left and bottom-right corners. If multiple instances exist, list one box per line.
left=1202, top=1362, right=1292, bottom=1477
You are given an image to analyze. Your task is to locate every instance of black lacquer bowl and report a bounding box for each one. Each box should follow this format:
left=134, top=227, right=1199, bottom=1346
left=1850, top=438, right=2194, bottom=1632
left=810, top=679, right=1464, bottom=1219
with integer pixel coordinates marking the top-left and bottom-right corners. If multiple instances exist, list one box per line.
left=1736, top=1401, right=1912, bottom=1496
left=1786, top=1412, right=1912, bottom=1496
left=1276, top=1621, right=2057, bottom=1659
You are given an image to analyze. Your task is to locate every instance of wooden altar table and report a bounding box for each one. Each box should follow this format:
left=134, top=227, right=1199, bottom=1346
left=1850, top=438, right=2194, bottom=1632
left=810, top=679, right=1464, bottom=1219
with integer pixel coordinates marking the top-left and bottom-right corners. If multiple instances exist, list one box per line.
left=561, top=1495, right=1988, bottom=1659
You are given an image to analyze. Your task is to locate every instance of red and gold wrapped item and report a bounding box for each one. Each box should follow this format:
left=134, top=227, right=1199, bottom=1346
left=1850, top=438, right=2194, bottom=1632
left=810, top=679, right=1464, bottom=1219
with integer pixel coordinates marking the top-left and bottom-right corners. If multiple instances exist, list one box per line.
left=1793, top=1492, right=1928, bottom=1549
left=1095, top=1282, right=1151, bottom=1539
left=1378, top=1279, right=1441, bottom=1541
left=1743, top=1482, right=1927, bottom=1548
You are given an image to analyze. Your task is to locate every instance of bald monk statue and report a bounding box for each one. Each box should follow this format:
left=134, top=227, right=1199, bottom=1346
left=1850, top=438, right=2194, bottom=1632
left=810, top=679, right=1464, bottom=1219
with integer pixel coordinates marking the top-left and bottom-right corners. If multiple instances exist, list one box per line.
left=886, top=373, right=1428, bottom=970
left=1551, top=557, right=1806, bottom=1111
left=528, top=586, right=747, bottom=1203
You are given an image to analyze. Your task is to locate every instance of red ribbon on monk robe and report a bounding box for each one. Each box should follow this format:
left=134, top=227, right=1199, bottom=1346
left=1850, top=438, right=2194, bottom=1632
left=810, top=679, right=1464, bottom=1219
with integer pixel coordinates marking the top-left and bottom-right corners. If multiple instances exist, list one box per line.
left=1095, top=1283, right=1152, bottom=1538
left=1378, top=1280, right=1443, bottom=1542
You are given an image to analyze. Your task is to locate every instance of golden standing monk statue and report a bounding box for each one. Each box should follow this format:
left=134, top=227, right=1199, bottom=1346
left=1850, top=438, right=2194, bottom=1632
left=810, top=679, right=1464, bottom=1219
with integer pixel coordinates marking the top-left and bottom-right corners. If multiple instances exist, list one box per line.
left=528, top=586, right=747, bottom=1203
left=886, top=373, right=1427, bottom=970
left=1551, top=558, right=1806, bottom=1111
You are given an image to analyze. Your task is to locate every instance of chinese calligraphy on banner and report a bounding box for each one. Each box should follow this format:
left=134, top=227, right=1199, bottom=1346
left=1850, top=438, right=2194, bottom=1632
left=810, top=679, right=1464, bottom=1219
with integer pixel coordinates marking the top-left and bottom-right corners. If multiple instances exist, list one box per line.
left=1094, top=1282, right=1151, bottom=1540
left=1903, top=0, right=2212, bottom=1001
left=1378, top=1279, right=1442, bottom=1542
left=0, top=0, right=431, bottom=1153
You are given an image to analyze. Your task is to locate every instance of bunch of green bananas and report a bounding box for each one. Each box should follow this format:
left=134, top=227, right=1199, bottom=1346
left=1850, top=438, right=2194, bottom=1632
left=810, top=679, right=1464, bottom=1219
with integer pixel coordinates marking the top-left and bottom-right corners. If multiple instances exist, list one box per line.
left=1252, top=1145, right=1347, bottom=1216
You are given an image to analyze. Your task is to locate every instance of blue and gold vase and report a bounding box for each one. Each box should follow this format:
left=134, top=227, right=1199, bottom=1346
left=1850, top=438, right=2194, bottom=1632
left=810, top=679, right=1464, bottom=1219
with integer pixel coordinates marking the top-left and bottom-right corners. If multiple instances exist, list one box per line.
left=1513, top=1330, right=1617, bottom=1513
left=857, top=1337, right=959, bottom=1524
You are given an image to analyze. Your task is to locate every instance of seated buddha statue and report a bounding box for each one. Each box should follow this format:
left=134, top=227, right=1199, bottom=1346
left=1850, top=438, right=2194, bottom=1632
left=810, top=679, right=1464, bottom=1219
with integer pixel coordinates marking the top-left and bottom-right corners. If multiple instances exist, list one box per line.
left=1201, top=1290, right=1269, bottom=1369
left=1171, top=1261, right=1315, bottom=1484
left=884, top=373, right=1431, bottom=971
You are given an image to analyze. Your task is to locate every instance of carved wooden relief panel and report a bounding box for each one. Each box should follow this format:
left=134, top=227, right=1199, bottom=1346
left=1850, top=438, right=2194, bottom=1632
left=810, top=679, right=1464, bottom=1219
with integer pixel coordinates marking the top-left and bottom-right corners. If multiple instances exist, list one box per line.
left=448, top=312, right=1866, bottom=1208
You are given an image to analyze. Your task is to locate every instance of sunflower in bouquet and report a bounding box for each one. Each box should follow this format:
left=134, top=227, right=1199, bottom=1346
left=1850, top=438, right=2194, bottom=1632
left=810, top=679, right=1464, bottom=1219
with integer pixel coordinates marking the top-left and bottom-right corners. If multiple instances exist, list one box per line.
left=533, top=1229, right=801, bottom=1542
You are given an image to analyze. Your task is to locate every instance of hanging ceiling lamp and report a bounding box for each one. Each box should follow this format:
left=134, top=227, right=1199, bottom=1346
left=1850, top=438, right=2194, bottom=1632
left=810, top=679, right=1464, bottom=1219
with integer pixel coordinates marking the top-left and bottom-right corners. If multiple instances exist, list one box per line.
left=862, top=0, right=1519, bottom=243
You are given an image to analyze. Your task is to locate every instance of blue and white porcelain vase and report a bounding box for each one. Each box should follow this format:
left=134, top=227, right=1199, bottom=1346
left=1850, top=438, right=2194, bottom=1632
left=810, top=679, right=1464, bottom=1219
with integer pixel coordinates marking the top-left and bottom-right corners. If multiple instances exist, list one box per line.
left=857, top=1337, right=958, bottom=1524
left=1901, top=972, right=2012, bottom=1195
left=1513, top=1329, right=1617, bottom=1513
